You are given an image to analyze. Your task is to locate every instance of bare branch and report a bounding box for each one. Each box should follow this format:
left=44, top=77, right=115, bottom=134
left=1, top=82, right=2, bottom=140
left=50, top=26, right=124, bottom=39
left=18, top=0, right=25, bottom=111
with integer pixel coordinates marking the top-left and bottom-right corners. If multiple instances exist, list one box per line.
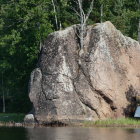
left=73, top=0, right=94, bottom=53
left=85, top=0, right=94, bottom=23
left=77, top=0, right=85, bottom=22
left=70, top=7, right=81, bottom=17
left=73, top=0, right=79, bottom=5
left=100, top=4, right=103, bottom=23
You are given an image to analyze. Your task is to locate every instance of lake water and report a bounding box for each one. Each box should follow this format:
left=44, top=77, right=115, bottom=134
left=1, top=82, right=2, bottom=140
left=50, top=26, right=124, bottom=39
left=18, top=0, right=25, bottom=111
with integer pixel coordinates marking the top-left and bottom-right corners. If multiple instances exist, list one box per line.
left=0, top=127, right=140, bottom=140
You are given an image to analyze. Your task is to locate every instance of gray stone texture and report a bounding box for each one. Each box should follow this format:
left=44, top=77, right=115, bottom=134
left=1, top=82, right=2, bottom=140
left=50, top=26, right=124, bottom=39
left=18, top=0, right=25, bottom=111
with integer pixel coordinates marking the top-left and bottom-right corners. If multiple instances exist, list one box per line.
left=29, top=21, right=140, bottom=124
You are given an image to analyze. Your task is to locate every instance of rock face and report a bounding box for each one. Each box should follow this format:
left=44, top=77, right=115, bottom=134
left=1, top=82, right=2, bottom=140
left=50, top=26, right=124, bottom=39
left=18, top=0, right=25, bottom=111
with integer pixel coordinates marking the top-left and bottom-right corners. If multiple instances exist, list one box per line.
left=24, top=114, right=35, bottom=123
left=29, top=21, right=140, bottom=124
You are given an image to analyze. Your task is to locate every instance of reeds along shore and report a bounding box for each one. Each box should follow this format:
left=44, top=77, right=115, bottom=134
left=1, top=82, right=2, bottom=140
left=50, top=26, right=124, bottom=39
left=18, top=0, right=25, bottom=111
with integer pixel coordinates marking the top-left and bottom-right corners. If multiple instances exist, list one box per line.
left=83, top=118, right=140, bottom=127
left=0, top=122, right=24, bottom=127
left=0, top=114, right=140, bottom=128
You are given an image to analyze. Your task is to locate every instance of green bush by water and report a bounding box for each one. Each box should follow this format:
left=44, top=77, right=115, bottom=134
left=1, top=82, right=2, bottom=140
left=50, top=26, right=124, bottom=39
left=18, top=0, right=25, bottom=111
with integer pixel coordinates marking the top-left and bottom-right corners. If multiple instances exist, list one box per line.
left=0, top=113, right=25, bottom=123
left=84, top=118, right=140, bottom=127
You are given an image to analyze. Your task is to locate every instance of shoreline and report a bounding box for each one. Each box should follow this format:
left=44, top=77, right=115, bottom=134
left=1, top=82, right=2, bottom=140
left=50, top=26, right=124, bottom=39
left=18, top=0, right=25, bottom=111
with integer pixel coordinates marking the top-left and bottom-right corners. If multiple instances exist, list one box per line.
left=0, top=115, right=140, bottom=128
left=0, top=122, right=34, bottom=127
left=1, top=121, right=140, bottom=128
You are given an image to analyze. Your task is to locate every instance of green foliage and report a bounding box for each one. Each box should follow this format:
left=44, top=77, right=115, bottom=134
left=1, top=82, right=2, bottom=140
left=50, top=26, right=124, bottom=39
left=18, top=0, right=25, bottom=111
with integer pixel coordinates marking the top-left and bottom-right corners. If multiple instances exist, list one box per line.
left=0, top=113, right=25, bottom=123
left=0, top=0, right=53, bottom=113
left=84, top=118, right=140, bottom=127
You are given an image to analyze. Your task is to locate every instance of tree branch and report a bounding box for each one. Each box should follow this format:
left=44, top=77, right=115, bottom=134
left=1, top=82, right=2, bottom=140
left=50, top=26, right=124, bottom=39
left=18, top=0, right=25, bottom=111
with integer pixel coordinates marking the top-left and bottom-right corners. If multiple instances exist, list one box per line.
left=85, top=0, right=94, bottom=23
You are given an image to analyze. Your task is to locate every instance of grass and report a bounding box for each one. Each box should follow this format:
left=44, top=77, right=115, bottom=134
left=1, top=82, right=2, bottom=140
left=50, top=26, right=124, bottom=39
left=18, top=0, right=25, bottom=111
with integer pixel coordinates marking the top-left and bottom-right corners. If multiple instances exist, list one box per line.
left=0, top=113, right=25, bottom=123
left=83, top=118, right=140, bottom=127
left=0, top=114, right=140, bottom=128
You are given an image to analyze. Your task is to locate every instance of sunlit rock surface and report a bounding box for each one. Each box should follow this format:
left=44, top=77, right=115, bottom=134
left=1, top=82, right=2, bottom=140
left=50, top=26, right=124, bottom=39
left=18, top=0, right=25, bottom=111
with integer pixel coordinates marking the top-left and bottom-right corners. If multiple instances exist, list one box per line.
left=24, top=114, right=35, bottom=123
left=29, top=21, right=140, bottom=124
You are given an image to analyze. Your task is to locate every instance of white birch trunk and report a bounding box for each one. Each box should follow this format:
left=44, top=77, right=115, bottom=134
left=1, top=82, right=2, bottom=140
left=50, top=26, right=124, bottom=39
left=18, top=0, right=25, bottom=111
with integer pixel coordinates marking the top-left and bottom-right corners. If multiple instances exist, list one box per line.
left=76, top=0, right=94, bottom=52
left=52, top=0, right=58, bottom=30
left=138, top=0, right=140, bottom=43
left=2, top=92, right=5, bottom=113
left=100, top=4, right=103, bottom=23
left=2, top=73, right=5, bottom=113
left=138, top=19, right=140, bottom=43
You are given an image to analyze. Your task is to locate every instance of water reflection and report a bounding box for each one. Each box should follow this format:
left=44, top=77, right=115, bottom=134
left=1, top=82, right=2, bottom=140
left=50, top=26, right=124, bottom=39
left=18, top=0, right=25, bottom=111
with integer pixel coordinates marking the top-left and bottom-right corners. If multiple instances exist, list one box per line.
left=26, top=127, right=140, bottom=140
left=0, top=127, right=27, bottom=140
left=1, top=127, right=140, bottom=140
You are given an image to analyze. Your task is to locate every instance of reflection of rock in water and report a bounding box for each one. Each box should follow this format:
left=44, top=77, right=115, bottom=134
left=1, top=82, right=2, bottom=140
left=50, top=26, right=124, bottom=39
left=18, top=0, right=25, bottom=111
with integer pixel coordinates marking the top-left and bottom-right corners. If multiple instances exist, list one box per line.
left=0, top=127, right=27, bottom=140
left=26, top=127, right=93, bottom=140
left=133, top=128, right=140, bottom=133
left=26, top=127, right=140, bottom=140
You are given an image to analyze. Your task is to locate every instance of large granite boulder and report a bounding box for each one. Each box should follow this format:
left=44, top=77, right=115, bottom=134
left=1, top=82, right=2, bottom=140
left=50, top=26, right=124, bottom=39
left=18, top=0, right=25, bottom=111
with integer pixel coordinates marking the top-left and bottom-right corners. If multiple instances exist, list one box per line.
left=29, top=21, right=140, bottom=124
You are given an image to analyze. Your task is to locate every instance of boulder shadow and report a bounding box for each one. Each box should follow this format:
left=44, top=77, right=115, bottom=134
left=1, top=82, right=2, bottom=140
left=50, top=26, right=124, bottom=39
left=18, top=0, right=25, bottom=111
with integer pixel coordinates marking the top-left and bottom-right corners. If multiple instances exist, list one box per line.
left=124, top=85, right=138, bottom=117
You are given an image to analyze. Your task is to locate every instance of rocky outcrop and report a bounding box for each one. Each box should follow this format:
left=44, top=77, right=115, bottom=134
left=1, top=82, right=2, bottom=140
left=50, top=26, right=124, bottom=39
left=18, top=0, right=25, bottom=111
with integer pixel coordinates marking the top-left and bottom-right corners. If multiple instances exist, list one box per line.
left=24, top=114, right=35, bottom=124
left=29, top=21, right=140, bottom=124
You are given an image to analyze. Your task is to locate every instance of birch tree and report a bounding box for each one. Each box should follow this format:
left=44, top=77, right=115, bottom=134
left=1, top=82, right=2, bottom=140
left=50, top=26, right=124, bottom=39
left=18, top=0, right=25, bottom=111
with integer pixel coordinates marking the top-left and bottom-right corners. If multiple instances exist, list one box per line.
left=100, top=4, right=103, bottom=23
left=138, top=22, right=140, bottom=43
left=138, top=0, right=140, bottom=43
left=51, top=0, right=62, bottom=30
left=1, top=73, right=5, bottom=113
left=73, top=0, right=94, bottom=55
left=52, top=0, right=59, bottom=30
